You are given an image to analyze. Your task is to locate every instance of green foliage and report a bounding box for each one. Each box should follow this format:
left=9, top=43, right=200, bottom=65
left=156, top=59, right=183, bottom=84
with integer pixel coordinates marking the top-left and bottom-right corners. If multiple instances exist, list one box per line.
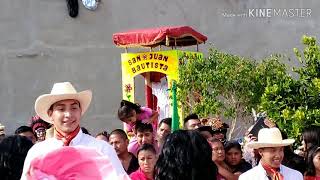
left=178, top=36, right=320, bottom=140
left=177, top=47, right=287, bottom=138
left=178, top=36, right=320, bottom=141
left=260, top=35, right=320, bottom=139
left=178, top=48, right=253, bottom=118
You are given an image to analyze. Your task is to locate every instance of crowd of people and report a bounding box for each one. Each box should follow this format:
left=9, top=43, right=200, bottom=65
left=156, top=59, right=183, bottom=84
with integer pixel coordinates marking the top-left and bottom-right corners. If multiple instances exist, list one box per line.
left=0, top=81, right=320, bottom=180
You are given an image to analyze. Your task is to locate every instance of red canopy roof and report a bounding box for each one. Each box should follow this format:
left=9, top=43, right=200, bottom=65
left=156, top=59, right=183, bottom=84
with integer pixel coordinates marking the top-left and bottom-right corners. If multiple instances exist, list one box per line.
left=113, top=26, right=207, bottom=48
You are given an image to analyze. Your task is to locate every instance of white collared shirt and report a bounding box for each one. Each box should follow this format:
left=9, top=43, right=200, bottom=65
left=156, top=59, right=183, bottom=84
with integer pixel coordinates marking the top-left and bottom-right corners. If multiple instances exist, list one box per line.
left=239, top=162, right=303, bottom=180
left=21, top=130, right=127, bottom=180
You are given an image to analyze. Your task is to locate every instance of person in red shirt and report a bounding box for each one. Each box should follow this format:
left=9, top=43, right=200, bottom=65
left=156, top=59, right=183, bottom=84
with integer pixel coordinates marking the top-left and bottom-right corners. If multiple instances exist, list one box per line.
left=130, top=144, right=157, bottom=180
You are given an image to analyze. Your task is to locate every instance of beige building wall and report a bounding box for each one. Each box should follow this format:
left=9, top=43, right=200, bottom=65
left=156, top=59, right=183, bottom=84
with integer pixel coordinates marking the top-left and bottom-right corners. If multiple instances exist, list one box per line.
left=1, top=0, right=319, bottom=136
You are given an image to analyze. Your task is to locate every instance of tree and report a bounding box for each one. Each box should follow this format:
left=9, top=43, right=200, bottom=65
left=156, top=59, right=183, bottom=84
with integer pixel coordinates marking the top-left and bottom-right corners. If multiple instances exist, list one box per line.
left=259, top=35, right=320, bottom=140
left=177, top=47, right=287, bottom=139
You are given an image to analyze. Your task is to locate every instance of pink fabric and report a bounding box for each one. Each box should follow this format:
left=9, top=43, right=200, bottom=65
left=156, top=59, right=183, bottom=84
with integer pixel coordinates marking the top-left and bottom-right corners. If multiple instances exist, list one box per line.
left=137, top=107, right=153, bottom=121
left=124, top=107, right=154, bottom=133
left=130, top=168, right=153, bottom=180
left=128, top=139, right=159, bottom=157
left=26, top=146, right=130, bottom=180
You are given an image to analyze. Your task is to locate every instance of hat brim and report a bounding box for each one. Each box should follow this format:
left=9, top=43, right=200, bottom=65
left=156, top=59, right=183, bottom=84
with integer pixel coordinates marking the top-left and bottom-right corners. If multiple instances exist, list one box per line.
left=35, top=90, right=92, bottom=123
left=247, top=139, right=295, bottom=149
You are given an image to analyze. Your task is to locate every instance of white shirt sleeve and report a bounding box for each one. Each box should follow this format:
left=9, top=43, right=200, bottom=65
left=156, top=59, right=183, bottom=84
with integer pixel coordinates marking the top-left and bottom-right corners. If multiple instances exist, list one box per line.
left=20, top=146, right=35, bottom=180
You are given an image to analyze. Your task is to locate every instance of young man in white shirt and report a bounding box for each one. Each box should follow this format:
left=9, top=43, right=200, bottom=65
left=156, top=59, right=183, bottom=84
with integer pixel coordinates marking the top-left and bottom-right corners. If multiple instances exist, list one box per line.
left=21, top=82, right=127, bottom=179
left=239, top=127, right=303, bottom=180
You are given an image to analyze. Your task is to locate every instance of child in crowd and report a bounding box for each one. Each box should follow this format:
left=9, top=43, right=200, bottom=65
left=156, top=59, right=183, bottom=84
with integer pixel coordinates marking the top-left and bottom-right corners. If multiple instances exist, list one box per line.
left=130, top=144, right=157, bottom=180
left=118, top=100, right=158, bottom=138
left=118, top=100, right=158, bottom=153
left=224, top=141, right=252, bottom=175
left=304, top=146, right=320, bottom=180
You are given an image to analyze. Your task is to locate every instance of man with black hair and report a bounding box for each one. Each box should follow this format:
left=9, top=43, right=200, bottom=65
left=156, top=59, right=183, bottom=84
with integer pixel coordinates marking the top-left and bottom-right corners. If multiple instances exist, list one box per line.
left=197, top=126, right=214, bottom=140
left=109, top=129, right=139, bottom=175
left=183, top=113, right=202, bottom=130
left=156, top=118, right=172, bottom=149
left=15, top=126, right=36, bottom=144
left=129, top=122, right=157, bottom=156
left=239, top=128, right=303, bottom=180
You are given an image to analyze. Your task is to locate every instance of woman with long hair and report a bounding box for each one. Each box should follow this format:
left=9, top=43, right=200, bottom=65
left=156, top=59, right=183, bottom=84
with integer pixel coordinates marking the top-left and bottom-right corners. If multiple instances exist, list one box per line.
left=155, top=130, right=217, bottom=180
left=304, top=146, right=320, bottom=180
left=302, top=126, right=320, bottom=156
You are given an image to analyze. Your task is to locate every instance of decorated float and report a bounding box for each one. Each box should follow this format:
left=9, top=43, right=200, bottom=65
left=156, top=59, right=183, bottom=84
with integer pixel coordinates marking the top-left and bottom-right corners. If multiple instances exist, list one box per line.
left=113, top=26, right=207, bottom=131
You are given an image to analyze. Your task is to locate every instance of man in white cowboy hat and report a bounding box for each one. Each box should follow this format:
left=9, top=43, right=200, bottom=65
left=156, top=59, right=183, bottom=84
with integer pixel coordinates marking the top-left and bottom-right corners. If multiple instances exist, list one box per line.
left=21, top=82, right=127, bottom=179
left=239, top=127, right=303, bottom=180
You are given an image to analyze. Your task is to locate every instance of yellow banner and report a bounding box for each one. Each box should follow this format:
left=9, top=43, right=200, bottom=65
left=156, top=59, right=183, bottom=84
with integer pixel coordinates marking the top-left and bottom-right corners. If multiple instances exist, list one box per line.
left=121, top=50, right=179, bottom=77
left=121, top=50, right=203, bottom=102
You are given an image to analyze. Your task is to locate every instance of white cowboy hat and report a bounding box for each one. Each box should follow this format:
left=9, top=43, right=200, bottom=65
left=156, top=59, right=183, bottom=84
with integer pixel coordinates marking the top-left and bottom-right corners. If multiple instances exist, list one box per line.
left=0, top=123, right=5, bottom=135
left=35, top=82, right=92, bottom=123
left=247, top=127, right=294, bottom=149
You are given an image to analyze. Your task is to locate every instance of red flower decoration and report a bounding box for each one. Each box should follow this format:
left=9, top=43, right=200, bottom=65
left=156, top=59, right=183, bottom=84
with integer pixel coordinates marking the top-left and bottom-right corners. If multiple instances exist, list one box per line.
left=124, top=84, right=132, bottom=93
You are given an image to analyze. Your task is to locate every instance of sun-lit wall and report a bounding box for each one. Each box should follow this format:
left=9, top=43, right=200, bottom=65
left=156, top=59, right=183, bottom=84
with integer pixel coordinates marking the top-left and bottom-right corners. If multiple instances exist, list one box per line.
left=0, top=0, right=319, bottom=136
